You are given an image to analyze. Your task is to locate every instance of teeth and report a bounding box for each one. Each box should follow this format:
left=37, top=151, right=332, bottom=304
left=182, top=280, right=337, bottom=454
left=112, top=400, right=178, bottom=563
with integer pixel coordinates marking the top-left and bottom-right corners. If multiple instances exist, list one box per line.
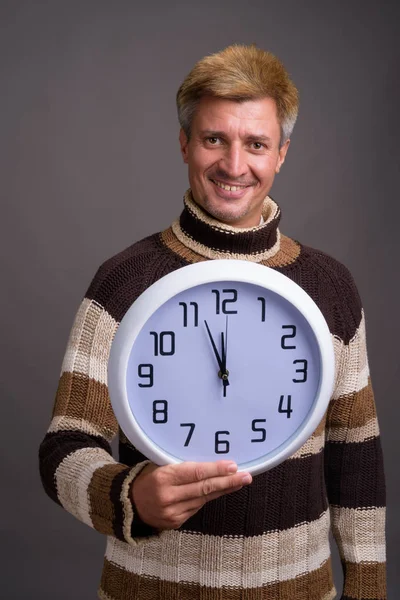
left=213, top=180, right=245, bottom=192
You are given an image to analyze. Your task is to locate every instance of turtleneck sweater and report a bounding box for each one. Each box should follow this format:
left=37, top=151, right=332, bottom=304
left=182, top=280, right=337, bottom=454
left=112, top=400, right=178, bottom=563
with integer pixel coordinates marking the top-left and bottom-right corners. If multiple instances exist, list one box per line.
left=39, top=191, right=386, bottom=600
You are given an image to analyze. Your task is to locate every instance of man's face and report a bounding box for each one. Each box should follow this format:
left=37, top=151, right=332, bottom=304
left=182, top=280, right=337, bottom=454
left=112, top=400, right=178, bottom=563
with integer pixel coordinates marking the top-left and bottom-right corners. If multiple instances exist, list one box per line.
left=179, top=96, right=290, bottom=228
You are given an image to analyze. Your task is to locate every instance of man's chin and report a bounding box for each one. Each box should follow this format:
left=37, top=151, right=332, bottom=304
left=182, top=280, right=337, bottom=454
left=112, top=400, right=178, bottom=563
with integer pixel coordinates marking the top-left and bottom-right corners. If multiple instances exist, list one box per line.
left=202, top=200, right=251, bottom=227
left=191, top=186, right=261, bottom=226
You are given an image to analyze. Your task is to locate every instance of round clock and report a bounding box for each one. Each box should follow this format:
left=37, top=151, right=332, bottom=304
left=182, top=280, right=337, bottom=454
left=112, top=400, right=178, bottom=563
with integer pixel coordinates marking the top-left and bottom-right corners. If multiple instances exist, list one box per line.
left=108, top=260, right=335, bottom=475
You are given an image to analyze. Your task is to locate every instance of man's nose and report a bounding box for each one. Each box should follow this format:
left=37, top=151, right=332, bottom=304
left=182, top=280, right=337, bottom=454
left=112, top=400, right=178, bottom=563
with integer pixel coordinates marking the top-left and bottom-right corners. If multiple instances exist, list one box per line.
left=219, top=144, right=248, bottom=179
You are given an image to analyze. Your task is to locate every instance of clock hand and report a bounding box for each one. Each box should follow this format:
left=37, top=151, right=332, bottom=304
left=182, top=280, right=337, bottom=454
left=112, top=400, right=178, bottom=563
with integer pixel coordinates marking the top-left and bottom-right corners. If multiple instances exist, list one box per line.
left=221, top=315, right=228, bottom=368
left=221, top=316, right=229, bottom=397
left=221, top=335, right=226, bottom=369
left=204, top=320, right=230, bottom=389
left=220, top=335, right=229, bottom=397
left=204, top=320, right=223, bottom=370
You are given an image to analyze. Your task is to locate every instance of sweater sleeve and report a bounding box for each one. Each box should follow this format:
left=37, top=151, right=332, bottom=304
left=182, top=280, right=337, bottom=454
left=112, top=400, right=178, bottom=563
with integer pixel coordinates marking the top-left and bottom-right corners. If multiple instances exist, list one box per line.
left=324, top=286, right=386, bottom=598
left=39, top=293, right=155, bottom=545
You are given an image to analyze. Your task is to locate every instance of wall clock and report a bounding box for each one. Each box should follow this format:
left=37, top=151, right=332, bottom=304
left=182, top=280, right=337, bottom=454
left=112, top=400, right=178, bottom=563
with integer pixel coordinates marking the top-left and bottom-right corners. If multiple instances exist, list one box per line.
left=108, top=260, right=335, bottom=475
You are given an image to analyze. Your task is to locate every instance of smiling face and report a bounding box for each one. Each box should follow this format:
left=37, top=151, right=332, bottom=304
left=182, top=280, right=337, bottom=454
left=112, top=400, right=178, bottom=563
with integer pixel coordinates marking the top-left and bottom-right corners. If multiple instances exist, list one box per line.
left=179, top=96, right=290, bottom=228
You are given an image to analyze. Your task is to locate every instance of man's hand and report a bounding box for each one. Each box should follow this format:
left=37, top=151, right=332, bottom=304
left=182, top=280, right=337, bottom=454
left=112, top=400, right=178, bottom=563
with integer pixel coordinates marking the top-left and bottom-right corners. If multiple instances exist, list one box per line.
left=131, top=460, right=252, bottom=530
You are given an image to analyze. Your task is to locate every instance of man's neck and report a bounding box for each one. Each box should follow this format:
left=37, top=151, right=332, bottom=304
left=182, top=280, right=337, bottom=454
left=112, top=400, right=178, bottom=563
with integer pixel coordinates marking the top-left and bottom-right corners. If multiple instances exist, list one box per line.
left=169, top=189, right=282, bottom=263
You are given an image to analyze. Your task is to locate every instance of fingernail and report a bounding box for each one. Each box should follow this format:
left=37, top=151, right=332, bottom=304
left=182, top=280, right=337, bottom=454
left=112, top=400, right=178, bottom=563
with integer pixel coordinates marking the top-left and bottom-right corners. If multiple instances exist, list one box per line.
left=241, top=474, right=252, bottom=484
left=227, top=462, right=238, bottom=473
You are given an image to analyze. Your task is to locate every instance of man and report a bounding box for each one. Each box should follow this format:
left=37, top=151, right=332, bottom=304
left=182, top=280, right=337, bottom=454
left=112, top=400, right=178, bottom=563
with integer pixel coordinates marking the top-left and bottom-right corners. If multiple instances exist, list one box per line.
left=39, top=44, right=386, bottom=599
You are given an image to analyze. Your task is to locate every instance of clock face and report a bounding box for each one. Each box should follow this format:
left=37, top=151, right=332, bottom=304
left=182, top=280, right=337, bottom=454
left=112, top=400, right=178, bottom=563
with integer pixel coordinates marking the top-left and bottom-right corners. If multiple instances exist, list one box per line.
left=108, top=261, right=334, bottom=474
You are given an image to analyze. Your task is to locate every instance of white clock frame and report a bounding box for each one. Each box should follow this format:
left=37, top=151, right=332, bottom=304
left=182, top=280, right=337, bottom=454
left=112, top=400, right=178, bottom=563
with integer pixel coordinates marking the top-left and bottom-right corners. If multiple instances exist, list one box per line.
left=108, top=259, right=335, bottom=475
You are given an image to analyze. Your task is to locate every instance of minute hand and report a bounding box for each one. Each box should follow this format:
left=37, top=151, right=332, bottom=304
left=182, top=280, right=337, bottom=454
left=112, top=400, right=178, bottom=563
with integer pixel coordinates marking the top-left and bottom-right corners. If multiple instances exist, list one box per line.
left=221, top=316, right=228, bottom=372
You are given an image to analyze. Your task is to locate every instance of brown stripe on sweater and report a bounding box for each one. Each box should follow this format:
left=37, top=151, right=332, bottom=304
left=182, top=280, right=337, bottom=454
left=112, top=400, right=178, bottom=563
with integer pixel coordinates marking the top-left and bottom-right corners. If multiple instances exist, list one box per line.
left=342, top=562, right=386, bottom=600
left=161, top=227, right=208, bottom=264
left=260, top=233, right=301, bottom=267
left=162, top=227, right=300, bottom=269
left=52, top=371, right=118, bottom=436
left=327, top=418, right=379, bottom=444
left=181, top=451, right=327, bottom=536
left=325, top=437, right=386, bottom=508
left=88, top=463, right=130, bottom=538
left=99, top=558, right=335, bottom=600
left=327, top=380, right=376, bottom=430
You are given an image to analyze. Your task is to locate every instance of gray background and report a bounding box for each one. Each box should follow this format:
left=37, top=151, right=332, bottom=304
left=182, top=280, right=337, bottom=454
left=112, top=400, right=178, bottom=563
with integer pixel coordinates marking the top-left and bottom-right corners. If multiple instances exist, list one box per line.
left=1, top=1, right=398, bottom=598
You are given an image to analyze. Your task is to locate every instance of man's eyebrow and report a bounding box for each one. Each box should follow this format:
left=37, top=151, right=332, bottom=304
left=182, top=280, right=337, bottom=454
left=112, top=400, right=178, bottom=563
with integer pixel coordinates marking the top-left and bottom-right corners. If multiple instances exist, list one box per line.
left=199, top=130, right=226, bottom=137
left=199, top=130, right=272, bottom=143
left=246, top=134, right=272, bottom=144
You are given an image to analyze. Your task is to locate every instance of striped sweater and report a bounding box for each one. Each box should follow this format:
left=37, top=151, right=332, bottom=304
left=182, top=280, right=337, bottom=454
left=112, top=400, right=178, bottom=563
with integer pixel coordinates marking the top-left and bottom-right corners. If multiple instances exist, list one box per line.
left=39, top=191, right=386, bottom=600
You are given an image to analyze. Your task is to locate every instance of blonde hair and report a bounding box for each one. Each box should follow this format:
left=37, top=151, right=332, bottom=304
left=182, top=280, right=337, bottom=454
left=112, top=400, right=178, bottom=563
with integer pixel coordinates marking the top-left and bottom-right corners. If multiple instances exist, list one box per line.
left=177, top=44, right=299, bottom=147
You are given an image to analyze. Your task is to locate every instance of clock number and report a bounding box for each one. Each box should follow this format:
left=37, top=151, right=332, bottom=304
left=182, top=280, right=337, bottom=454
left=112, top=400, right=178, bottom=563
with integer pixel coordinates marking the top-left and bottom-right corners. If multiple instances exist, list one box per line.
left=179, top=302, right=199, bottom=327
left=211, top=289, right=238, bottom=315
left=180, top=422, right=195, bottom=446
left=150, top=331, right=175, bottom=356
left=278, top=395, right=293, bottom=418
left=257, top=297, right=266, bottom=322
left=152, top=400, right=168, bottom=423
left=138, top=363, right=154, bottom=387
left=293, top=359, right=308, bottom=383
left=251, top=419, right=267, bottom=442
left=215, top=430, right=230, bottom=454
left=281, top=325, right=297, bottom=349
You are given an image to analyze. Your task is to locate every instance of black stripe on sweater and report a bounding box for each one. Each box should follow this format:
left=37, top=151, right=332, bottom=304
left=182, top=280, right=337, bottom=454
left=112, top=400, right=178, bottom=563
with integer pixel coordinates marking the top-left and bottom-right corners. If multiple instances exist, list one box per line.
left=325, top=437, right=386, bottom=508
left=109, top=466, right=132, bottom=542
left=39, top=430, right=112, bottom=504
left=181, top=451, right=328, bottom=536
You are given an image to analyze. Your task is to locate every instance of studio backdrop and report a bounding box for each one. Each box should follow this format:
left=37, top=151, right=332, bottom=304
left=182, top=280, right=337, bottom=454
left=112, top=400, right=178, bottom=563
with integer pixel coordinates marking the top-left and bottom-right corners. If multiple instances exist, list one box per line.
left=1, top=1, right=398, bottom=598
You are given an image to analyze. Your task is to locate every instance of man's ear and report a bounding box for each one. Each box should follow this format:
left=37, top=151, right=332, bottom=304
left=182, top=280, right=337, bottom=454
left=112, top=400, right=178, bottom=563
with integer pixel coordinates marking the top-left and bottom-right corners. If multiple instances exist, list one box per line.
left=179, top=129, right=189, bottom=164
left=275, top=139, right=290, bottom=173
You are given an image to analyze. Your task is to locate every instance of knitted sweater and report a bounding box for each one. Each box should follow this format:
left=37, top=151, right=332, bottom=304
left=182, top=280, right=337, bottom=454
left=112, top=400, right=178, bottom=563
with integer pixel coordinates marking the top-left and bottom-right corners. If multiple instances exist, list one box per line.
left=39, top=191, right=386, bottom=600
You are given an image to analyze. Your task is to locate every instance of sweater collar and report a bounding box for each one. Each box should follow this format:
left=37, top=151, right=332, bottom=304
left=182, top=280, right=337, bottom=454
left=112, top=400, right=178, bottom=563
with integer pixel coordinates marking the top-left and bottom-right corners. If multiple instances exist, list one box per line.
left=171, top=189, right=281, bottom=262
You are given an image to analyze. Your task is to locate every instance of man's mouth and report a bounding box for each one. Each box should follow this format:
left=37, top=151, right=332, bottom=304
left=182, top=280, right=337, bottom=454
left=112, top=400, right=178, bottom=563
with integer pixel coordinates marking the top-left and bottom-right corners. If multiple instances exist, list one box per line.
left=210, top=179, right=251, bottom=192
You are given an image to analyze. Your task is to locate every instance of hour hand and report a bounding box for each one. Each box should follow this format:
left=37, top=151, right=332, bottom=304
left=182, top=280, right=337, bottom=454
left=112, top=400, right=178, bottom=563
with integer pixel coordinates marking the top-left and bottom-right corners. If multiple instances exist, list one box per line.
left=204, top=320, right=223, bottom=370
left=204, top=320, right=229, bottom=388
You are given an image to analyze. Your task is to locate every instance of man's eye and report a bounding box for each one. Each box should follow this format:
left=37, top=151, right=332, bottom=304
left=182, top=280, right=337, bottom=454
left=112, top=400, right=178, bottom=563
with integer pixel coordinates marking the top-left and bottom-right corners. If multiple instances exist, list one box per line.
left=207, top=137, right=220, bottom=145
left=251, top=142, right=264, bottom=150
